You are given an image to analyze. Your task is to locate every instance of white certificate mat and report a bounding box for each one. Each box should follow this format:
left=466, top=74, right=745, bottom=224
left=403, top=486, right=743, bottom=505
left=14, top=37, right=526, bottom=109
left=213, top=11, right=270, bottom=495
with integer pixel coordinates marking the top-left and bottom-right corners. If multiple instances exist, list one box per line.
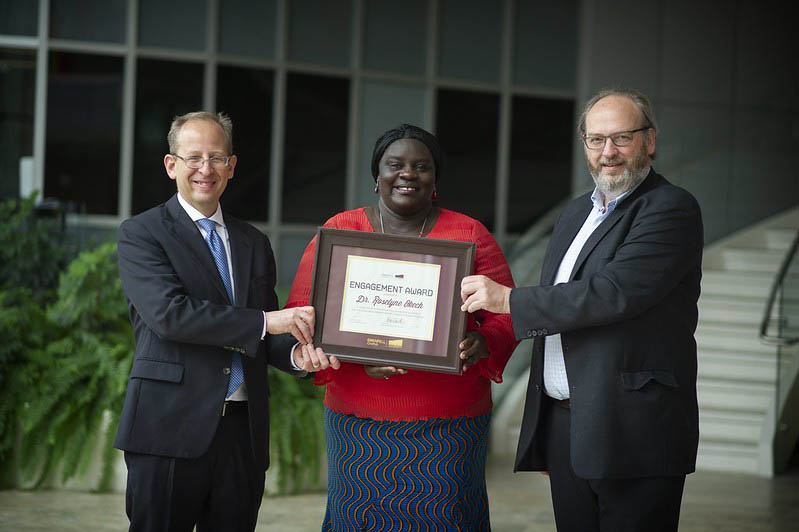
left=339, top=255, right=441, bottom=341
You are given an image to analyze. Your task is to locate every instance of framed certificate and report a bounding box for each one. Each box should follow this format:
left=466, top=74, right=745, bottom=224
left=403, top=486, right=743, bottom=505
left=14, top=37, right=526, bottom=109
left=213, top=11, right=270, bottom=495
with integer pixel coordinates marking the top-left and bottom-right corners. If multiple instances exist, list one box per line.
left=309, top=228, right=475, bottom=374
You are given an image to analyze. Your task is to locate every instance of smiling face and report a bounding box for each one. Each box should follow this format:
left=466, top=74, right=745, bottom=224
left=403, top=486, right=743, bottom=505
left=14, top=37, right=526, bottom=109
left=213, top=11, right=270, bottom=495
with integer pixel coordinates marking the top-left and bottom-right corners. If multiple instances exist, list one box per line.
left=584, top=95, right=655, bottom=197
left=376, top=138, right=436, bottom=217
left=164, top=119, right=237, bottom=217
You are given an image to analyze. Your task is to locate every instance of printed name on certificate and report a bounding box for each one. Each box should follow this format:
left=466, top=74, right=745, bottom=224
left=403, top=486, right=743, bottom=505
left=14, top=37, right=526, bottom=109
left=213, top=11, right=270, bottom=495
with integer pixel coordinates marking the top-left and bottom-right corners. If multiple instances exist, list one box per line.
left=339, top=255, right=441, bottom=341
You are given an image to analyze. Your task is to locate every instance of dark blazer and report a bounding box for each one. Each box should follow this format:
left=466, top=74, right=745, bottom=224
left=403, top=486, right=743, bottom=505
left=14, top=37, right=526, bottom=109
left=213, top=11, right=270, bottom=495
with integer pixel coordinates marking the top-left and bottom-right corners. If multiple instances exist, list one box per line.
left=511, top=170, right=703, bottom=479
left=114, top=194, right=297, bottom=472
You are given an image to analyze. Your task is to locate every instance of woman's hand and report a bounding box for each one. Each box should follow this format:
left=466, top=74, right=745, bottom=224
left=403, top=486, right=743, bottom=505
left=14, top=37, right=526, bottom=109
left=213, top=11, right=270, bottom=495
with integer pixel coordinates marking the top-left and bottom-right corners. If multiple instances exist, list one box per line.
left=293, top=343, right=340, bottom=372
left=364, top=365, right=407, bottom=379
left=460, top=330, right=489, bottom=371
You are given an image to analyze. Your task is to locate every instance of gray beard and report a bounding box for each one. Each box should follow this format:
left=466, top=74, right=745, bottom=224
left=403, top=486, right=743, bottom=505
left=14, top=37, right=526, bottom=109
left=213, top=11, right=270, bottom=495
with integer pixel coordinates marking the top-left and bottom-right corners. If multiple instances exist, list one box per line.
left=591, top=163, right=650, bottom=196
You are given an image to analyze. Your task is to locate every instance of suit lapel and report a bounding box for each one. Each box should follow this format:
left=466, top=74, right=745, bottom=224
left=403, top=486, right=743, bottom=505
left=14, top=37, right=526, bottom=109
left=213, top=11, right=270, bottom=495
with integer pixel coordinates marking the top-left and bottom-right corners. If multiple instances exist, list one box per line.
left=164, top=195, right=229, bottom=302
left=568, top=170, right=661, bottom=281
left=226, top=218, right=253, bottom=308
left=541, top=196, right=592, bottom=285
left=568, top=207, right=625, bottom=281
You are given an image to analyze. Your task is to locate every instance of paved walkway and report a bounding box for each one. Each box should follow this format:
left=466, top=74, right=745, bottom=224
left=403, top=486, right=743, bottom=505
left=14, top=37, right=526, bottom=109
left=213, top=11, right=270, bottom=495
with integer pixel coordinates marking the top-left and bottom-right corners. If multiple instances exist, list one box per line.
left=1, top=458, right=798, bottom=531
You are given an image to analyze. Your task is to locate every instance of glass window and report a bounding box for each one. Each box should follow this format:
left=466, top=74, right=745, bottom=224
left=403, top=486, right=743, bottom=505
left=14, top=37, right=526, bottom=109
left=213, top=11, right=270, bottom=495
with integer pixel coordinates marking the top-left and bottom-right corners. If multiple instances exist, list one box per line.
left=357, top=81, right=427, bottom=208
left=282, top=73, right=349, bottom=223
left=0, top=49, right=36, bottom=199
left=50, top=0, right=126, bottom=43
left=139, top=0, right=207, bottom=51
left=363, top=0, right=427, bottom=75
left=435, top=89, right=499, bottom=230
left=131, top=59, right=203, bottom=214
left=45, top=52, right=123, bottom=215
left=216, top=65, right=274, bottom=221
left=218, top=0, right=277, bottom=59
left=438, top=0, right=502, bottom=83
left=513, top=1, right=578, bottom=90
left=288, top=0, right=351, bottom=67
left=507, top=96, right=573, bottom=233
left=0, top=2, right=38, bottom=36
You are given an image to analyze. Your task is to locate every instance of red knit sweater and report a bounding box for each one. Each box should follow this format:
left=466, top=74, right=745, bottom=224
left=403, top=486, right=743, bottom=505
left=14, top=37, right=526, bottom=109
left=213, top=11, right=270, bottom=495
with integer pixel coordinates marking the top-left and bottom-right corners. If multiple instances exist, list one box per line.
left=285, top=207, right=518, bottom=421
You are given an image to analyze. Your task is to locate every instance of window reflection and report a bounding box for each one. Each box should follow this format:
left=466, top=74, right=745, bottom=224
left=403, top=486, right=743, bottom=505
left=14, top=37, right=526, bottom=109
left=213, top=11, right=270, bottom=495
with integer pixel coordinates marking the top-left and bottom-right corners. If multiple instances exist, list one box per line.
left=45, top=52, right=123, bottom=215
left=435, top=89, right=499, bottom=230
left=438, top=0, right=501, bottom=82
left=507, top=96, right=573, bottom=233
left=218, top=0, right=277, bottom=59
left=0, top=2, right=38, bottom=36
left=282, top=73, right=349, bottom=224
left=0, top=48, right=36, bottom=199
left=50, top=0, right=126, bottom=43
left=138, top=0, right=207, bottom=51
left=288, top=0, right=351, bottom=67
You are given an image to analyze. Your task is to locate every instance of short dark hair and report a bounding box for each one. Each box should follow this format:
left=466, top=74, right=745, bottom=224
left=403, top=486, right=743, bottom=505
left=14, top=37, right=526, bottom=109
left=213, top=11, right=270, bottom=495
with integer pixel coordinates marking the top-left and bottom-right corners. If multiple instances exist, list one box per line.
left=370, top=124, right=445, bottom=182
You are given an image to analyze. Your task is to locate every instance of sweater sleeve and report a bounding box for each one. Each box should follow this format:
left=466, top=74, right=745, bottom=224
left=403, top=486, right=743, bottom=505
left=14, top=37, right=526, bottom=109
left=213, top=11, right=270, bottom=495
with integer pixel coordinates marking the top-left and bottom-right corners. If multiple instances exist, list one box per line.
left=466, top=221, right=519, bottom=383
left=284, top=214, right=358, bottom=386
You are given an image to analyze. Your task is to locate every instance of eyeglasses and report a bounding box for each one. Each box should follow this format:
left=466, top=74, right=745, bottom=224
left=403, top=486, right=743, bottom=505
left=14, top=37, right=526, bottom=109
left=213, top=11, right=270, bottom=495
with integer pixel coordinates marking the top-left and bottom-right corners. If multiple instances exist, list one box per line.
left=581, top=127, right=650, bottom=150
left=171, top=154, right=232, bottom=169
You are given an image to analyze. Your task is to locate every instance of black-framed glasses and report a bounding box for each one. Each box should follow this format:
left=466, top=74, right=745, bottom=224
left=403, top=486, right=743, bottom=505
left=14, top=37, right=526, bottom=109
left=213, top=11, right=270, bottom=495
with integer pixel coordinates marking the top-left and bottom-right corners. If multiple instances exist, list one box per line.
left=581, top=127, right=650, bottom=150
left=171, top=153, right=232, bottom=169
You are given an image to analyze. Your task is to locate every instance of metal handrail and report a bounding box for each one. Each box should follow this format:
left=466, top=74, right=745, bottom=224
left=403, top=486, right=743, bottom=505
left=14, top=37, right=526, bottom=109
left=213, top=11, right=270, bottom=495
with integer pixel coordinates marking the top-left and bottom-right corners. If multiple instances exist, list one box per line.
left=760, top=231, right=799, bottom=345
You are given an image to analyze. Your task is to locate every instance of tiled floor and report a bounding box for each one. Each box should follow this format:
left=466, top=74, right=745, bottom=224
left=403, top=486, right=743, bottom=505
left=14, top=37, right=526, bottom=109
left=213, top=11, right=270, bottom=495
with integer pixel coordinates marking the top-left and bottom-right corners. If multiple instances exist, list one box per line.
left=1, top=458, right=798, bottom=531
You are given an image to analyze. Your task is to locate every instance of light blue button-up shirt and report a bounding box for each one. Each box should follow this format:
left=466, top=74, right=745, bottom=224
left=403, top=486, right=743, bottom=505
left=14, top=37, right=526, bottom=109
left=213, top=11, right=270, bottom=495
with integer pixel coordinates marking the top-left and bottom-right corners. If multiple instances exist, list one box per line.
left=542, top=175, right=646, bottom=400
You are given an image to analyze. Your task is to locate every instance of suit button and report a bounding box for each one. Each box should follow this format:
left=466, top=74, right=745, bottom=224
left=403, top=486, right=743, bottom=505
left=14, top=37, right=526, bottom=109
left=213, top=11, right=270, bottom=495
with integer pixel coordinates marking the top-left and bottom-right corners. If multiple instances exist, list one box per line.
left=535, top=384, right=541, bottom=391
left=541, top=329, right=547, bottom=335
left=531, top=330, right=537, bottom=337
left=223, top=367, right=231, bottom=375
left=527, top=330, right=533, bottom=338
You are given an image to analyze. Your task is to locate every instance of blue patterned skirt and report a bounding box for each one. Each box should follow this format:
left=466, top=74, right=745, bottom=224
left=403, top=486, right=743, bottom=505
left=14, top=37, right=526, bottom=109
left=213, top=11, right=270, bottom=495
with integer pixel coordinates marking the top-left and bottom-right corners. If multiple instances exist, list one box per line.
left=322, top=408, right=491, bottom=532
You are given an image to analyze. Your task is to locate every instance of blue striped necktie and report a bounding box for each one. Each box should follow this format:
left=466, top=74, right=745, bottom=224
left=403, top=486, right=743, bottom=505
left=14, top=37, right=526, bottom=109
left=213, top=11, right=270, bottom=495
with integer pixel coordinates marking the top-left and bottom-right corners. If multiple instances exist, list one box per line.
left=197, top=218, right=243, bottom=398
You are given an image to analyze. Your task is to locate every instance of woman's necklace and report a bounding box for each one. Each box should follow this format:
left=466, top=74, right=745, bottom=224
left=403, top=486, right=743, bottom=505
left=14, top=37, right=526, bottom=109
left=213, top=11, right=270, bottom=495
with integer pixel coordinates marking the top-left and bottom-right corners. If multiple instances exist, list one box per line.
left=378, top=206, right=429, bottom=237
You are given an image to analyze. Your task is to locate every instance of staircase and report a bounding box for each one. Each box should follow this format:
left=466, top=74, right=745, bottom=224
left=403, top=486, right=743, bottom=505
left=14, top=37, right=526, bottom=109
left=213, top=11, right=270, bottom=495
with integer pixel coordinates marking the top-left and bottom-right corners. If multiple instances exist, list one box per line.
left=696, top=209, right=799, bottom=475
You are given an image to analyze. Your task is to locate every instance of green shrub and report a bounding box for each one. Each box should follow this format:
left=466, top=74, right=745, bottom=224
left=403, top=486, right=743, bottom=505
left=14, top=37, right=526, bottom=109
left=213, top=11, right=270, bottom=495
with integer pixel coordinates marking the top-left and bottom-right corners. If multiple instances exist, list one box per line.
left=0, top=193, right=65, bottom=487
left=268, top=370, right=325, bottom=494
left=0, top=193, right=65, bottom=304
left=1, top=193, right=325, bottom=493
left=19, top=242, right=133, bottom=490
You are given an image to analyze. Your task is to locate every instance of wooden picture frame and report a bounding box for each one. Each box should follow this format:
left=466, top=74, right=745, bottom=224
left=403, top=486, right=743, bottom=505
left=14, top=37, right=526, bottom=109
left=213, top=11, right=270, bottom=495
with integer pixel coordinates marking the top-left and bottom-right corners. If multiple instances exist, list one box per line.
left=309, top=228, right=475, bottom=374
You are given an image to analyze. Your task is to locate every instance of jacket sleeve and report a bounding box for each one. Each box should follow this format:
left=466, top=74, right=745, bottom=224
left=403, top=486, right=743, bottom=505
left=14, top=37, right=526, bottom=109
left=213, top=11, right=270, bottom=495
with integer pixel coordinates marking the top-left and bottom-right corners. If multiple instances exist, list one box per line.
left=117, top=217, right=264, bottom=357
left=466, top=221, right=520, bottom=383
left=284, top=225, right=337, bottom=385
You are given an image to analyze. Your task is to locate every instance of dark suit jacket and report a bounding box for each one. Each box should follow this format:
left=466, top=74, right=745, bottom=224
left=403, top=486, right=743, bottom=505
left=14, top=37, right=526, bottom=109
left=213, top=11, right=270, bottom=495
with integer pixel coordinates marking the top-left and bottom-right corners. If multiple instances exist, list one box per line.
left=511, top=170, right=703, bottom=479
left=113, top=194, right=298, bottom=472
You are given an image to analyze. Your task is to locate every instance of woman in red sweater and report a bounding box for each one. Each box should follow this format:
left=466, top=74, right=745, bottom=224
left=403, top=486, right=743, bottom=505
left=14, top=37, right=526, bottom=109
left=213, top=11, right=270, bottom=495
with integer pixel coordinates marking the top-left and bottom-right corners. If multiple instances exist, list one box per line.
left=286, top=124, right=518, bottom=531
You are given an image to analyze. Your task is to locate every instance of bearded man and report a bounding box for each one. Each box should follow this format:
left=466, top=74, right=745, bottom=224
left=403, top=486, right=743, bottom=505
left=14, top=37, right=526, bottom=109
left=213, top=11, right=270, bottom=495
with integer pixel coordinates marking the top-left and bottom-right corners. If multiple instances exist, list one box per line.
left=460, top=88, right=703, bottom=532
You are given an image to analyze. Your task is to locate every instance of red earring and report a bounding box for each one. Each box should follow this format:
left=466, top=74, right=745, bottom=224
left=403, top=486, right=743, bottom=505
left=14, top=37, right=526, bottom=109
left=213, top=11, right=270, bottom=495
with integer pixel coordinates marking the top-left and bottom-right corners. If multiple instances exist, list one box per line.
left=431, top=190, right=438, bottom=202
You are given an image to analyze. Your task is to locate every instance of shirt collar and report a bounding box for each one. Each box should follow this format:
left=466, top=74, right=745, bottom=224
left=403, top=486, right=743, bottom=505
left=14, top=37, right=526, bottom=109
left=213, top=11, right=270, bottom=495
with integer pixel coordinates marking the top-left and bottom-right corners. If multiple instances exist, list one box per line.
left=590, top=166, right=650, bottom=215
left=176, top=193, right=225, bottom=228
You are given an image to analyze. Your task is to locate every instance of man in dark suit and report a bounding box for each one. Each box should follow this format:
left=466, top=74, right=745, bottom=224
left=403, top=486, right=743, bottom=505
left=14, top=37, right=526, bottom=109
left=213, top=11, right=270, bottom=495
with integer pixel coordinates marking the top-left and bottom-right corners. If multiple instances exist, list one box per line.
left=115, top=111, right=339, bottom=532
left=461, top=88, right=703, bottom=531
